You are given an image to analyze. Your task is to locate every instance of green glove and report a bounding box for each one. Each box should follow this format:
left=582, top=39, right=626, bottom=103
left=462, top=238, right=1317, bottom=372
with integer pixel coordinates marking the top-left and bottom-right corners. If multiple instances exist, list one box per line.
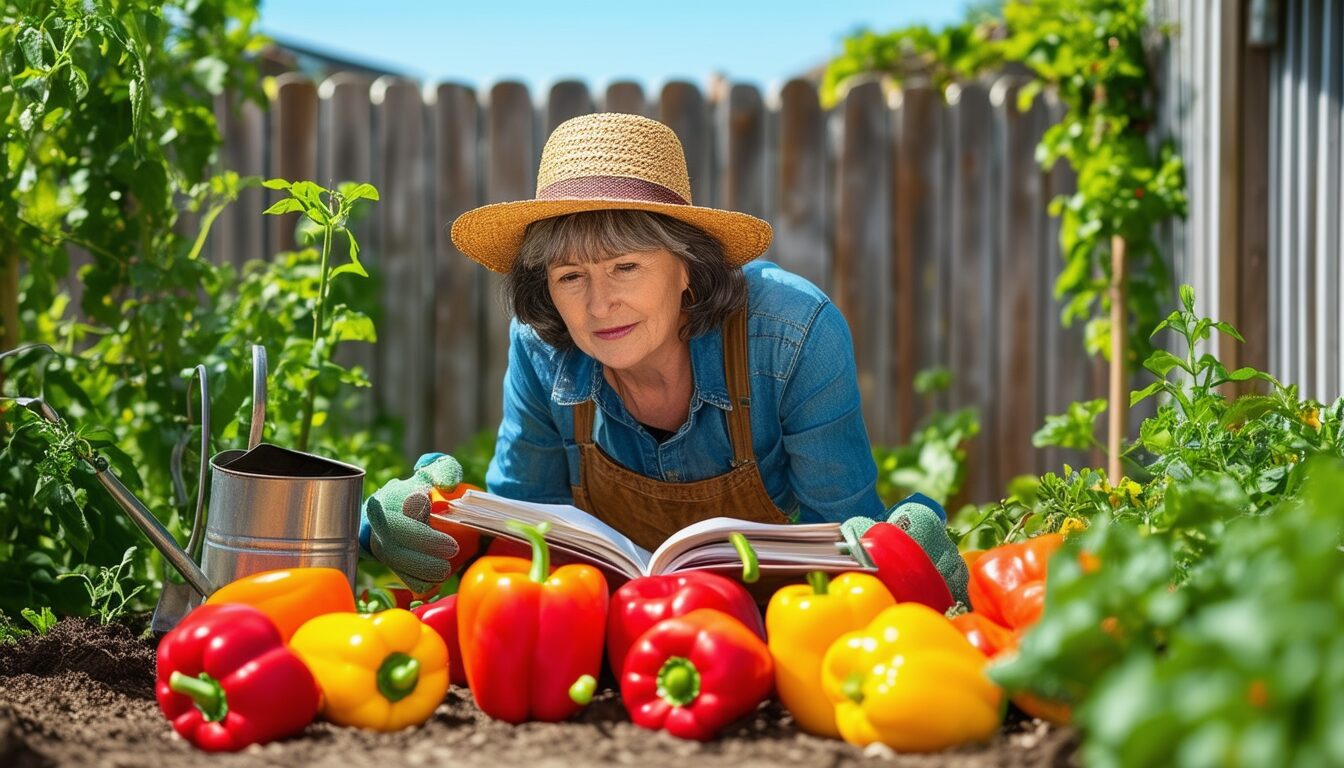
left=885, top=496, right=969, bottom=606
left=361, top=453, right=463, bottom=593
left=841, top=493, right=970, bottom=606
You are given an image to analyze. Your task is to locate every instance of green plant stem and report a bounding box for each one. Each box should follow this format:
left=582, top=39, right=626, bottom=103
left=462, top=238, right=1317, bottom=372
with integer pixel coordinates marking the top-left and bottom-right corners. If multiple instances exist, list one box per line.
left=297, top=207, right=334, bottom=452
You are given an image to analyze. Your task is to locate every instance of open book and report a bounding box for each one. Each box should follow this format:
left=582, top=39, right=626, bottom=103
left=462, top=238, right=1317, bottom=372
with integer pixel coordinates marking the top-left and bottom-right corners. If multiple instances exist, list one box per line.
left=434, top=489, right=874, bottom=582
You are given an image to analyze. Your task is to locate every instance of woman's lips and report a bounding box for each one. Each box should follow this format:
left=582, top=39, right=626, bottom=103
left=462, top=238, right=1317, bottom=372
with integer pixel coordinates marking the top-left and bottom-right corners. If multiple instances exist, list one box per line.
left=593, top=323, right=635, bottom=341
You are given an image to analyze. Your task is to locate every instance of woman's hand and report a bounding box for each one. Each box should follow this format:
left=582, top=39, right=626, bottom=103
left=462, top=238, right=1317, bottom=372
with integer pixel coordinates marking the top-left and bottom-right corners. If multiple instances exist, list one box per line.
left=361, top=454, right=463, bottom=593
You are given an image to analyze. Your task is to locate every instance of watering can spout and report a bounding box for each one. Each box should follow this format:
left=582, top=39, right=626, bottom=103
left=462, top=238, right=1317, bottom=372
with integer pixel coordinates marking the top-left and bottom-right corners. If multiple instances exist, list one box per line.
left=11, top=396, right=216, bottom=599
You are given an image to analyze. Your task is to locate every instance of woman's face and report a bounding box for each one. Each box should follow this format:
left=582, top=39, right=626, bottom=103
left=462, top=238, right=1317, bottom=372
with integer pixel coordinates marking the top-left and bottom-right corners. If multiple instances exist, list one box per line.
left=547, top=247, right=690, bottom=374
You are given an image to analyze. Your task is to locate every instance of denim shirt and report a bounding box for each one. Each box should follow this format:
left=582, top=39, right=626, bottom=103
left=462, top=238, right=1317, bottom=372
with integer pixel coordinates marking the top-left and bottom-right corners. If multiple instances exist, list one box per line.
left=485, top=260, right=885, bottom=524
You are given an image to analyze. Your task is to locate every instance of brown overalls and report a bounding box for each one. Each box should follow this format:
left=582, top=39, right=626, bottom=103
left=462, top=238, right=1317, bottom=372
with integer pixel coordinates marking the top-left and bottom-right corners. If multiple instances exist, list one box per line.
left=569, top=309, right=790, bottom=552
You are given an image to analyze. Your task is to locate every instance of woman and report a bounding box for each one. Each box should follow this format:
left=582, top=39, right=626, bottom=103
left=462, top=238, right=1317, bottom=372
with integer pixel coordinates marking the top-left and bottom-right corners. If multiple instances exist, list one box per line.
left=364, top=112, right=886, bottom=590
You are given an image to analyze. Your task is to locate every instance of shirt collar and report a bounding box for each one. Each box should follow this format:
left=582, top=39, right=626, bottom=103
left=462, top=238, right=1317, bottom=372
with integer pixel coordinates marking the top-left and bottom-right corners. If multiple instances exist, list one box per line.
left=550, top=326, right=733, bottom=411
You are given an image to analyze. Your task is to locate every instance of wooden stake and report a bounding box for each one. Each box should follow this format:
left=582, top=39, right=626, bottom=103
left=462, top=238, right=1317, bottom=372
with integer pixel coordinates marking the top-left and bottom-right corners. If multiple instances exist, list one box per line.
left=1, top=247, right=17, bottom=353
left=1109, top=235, right=1128, bottom=481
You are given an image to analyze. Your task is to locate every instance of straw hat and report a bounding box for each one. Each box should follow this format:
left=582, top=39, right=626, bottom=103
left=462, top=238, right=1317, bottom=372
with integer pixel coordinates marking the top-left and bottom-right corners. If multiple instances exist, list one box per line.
left=450, top=112, right=773, bottom=273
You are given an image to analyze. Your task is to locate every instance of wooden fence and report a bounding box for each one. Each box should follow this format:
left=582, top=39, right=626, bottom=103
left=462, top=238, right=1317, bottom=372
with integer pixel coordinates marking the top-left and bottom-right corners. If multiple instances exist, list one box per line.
left=207, top=74, right=1124, bottom=504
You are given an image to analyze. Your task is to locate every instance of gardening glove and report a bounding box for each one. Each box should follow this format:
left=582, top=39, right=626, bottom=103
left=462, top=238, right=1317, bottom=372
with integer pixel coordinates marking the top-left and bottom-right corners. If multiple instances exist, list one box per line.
left=840, top=492, right=970, bottom=606
left=360, top=452, right=462, bottom=594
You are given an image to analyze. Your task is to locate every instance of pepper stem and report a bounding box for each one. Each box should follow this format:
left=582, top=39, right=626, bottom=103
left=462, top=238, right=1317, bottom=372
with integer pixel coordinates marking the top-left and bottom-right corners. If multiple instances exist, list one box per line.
left=807, top=571, right=830, bottom=595
left=169, top=671, right=229, bottom=723
left=358, top=586, right=396, bottom=613
left=729, top=532, right=759, bottom=583
left=507, top=520, right=552, bottom=583
left=842, top=671, right=866, bottom=704
left=569, top=674, right=597, bottom=706
left=376, top=652, right=421, bottom=703
left=656, top=656, right=702, bottom=708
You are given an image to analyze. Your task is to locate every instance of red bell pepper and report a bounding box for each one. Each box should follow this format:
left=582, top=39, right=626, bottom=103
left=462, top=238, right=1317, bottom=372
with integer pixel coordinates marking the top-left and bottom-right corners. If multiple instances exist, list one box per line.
left=155, top=603, right=320, bottom=752
left=622, top=607, right=774, bottom=741
left=606, top=571, right=764, bottom=678
left=968, top=533, right=1063, bottom=629
left=456, top=520, right=608, bottom=723
left=859, top=521, right=954, bottom=611
left=412, top=594, right=466, bottom=686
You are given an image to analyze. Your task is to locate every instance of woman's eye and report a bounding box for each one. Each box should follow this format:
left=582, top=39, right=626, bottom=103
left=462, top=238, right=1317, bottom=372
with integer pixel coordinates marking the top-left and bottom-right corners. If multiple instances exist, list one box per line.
left=615, top=262, right=638, bottom=273
left=555, top=272, right=581, bottom=284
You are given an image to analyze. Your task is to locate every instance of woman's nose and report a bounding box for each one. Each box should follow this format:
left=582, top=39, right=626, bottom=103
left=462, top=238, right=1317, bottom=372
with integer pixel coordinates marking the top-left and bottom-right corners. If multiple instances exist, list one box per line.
left=586, top=275, right=620, bottom=316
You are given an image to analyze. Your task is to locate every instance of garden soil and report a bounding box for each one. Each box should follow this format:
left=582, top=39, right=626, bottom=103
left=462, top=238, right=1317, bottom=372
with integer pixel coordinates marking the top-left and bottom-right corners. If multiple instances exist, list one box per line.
left=0, top=617, right=1078, bottom=768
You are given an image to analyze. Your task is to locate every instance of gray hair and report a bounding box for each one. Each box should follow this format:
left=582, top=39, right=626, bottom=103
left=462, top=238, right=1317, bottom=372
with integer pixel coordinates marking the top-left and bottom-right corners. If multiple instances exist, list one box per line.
left=504, top=210, right=747, bottom=349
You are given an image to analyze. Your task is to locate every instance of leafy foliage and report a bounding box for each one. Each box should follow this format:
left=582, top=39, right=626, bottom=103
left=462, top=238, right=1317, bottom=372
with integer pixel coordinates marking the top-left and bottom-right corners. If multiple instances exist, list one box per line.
left=0, top=2, right=408, bottom=621
left=58, top=545, right=145, bottom=625
left=964, top=288, right=1344, bottom=764
left=823, top=0, right=1187, bottom=366
left=872, top=366, right=980, bottom=507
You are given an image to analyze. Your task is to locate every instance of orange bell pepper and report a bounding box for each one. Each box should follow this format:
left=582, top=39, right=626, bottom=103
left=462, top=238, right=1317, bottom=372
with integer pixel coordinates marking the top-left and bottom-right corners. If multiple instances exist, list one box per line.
left=428, top=483, right=484, bottom=574
left=821, top=603, right=1002, bottom=752
left=204, top=567, right=356, bottom=643
left=959, top=533, right=1073, bottom=724
left=765, top=572, right=894, bottom=738
left=967, top=533, right=1063, bottom=630
left=457, top=521, right=608, bottom=723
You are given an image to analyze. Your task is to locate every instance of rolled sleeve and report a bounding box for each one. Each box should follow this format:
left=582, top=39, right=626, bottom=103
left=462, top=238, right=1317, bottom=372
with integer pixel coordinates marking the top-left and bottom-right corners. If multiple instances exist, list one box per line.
left=777, top=302, right=885, bottom=523
left=485, top=320, right=574, bottom=504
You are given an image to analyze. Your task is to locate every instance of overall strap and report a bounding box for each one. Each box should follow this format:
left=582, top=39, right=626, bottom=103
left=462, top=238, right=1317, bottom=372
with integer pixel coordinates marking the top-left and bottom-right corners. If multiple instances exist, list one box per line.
left=573, top=396, right=596, bottom=446
left=723, top=307, right=755, bottom=466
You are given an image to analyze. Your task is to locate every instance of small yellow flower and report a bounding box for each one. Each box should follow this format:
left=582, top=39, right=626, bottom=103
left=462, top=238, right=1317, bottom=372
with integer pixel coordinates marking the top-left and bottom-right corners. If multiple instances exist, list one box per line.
left=1301, top=408, right=1321, bottom=431
left=1059, top=517, right=1089, bottom=536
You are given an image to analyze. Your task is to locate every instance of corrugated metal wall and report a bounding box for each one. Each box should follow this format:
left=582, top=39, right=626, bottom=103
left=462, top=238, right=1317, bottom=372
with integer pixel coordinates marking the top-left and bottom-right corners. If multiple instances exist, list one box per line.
left=1153, top=0, right=1344, bottom=401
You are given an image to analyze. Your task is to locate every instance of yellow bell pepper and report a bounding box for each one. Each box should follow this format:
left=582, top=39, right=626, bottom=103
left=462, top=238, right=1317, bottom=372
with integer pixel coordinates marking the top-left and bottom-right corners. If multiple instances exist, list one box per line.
left=289, top=608, right=448, bottom=731
left=205, top=567, right=356, bottom=643
left=765, top=571, right=894, bottom=738
left=821, top=603, right=1002, bottom=752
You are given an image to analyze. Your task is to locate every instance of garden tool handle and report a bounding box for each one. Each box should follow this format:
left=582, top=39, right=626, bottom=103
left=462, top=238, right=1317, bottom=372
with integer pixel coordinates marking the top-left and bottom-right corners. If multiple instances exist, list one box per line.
left=181, top=365, right=210, bottom=561
left=249, top=344, right=266, bottom=450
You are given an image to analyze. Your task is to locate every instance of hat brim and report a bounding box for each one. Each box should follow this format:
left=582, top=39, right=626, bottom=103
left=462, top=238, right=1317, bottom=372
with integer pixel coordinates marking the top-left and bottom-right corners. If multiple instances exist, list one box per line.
left=449, top=197, right=773, bottom=273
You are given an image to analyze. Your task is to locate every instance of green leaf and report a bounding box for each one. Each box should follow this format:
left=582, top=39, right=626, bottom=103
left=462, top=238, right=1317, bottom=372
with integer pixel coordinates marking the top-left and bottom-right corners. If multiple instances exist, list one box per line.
left=342, top=182, right=379, bottom=202
left=1130, top=380, right=1164, bottom=407
left=262, top=198, right=304, bottom=216
left=1179, top=284, right=1196, bottom=312
left=262, top=177, right=292, bottom=190
left=1143, top=350, right=1185, bottom=378
left=330, top=261, right=369, bottom=279
left=329, top=313, right=376, bottom=343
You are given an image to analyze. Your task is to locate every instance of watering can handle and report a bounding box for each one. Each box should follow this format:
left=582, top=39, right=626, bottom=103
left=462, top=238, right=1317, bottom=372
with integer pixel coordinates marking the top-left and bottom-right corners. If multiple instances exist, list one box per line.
left=181, top=365, right=210, bottom=561
left=249, top=345, right=267, bottom=450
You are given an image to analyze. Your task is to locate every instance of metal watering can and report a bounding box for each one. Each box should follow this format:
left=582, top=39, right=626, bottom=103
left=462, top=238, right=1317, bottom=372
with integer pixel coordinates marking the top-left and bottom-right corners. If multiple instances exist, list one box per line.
left=11, top=345, right=365, bottom=632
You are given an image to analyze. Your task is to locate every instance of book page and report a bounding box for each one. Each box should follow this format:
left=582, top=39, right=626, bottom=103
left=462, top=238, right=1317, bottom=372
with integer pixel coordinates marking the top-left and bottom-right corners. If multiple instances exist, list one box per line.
left=441, top=490, right=651, bottom=579
left=646, top=517, right=865, bottom=575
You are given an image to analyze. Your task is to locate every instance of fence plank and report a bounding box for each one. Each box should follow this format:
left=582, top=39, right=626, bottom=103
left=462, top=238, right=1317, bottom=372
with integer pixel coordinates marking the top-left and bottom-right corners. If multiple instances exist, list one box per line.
left=991, top=78, right=1044, bottom=486
left=212, top=93, right=264, bottom=268
left=773, top=79, right=829, bottom=292
left=946, top=83, right=996, bottom=502
left=320, top=73, right=375, bottom=427
left=1038, top=95, right=1089, bottom=474
left=372, top=77, right=431, bottom=458
left=547, top=80, right=593, bottom=133
left=658, top=82, right=713, bottom=208
left=834, top=81, right=893, bottom=444
left=717, top=84, right=767, bottom=221
left=482, top=82, right=536, bottom=429
left=602, top=81, right=647, bottom=116
left=270, top=75, right=319, bottom=255
left=891, top=86, right=948, bottom=433
left=432, top=83, right=484, bottom=451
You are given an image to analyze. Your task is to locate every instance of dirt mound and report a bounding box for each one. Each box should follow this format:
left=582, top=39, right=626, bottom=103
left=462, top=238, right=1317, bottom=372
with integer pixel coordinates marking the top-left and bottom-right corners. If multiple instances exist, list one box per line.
left=0, top=617, right=155, bottom=698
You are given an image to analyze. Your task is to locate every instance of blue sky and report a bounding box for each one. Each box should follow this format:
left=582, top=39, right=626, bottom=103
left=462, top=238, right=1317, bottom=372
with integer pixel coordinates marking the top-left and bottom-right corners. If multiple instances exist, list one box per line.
left=258, top=1, right=975, bottom=92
